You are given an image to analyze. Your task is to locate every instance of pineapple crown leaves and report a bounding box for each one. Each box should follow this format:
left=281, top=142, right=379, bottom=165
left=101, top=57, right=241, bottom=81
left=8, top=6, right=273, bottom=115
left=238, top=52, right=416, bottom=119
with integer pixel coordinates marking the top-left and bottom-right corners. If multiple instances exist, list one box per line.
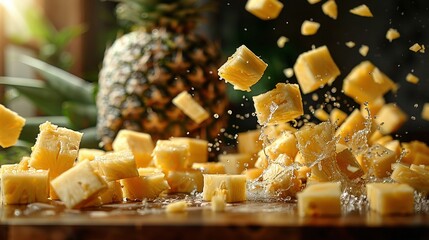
left=115, top=0, right=216, bottom=32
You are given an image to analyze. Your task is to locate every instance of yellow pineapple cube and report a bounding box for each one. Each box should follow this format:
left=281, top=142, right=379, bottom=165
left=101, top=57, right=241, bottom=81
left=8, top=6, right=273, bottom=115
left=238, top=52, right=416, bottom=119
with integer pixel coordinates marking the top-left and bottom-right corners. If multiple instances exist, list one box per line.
left=166, top=170, right=203, bottom=193
left=245, top=0, right=283, bottom=20
left=335, top=109, right=366, bottom=144
left=366, top=183, right=414, bottom=215
left=345, top=41, right=356, bottom=48
left=218, top=45, right=268, bottom=92
left=262, top=164, right=302, bottom=198
left=253, top=83, right=303, bottom=125
left=423, top=103, right=429, bottom=121
left=211, top=193, right=226, bottom=212
left=382, top=140, right=401, bottom=158
left=77, top=148, right=105, bottom=162
left=293, top=46, right=340, bottom=94
left=265, top=131, right=298, bottom=160
left=237, top=130, right=263, bottom=155
left=0, top=104, right=26, bottom=148
left=349, top=4, right=373, bottom=17
left=192, top=162, right=225, bottom=174
left=343, top=61, right=396, bottom=104
left=401, top=141, right=429, bottom=165
left=413, top=153, right=429, bottom=165
left=112, top=129, right=154, bottom=168
left=409, top=43, right=422, bottom=52
left=242, top=168, right=263, bottom=180
left=93, top=150, right=139, bottom=182
left=18, top=156, right=30, bottom=171
left=307, top=0, right=321, bottom=4
left=218, top=153, right=255, bottom=174
left=322, top=0, right=337, bottom=19
left=297, top=182, right=342, bottom=217
left=165, top=200, right=188, bottom=213
left=120, top=171, right=169, bottom=200
left=84, top=181, right=123, bottom=207
left=329, top=108, right=347, bottom=126
left=386, top=28, right=400, bottom=42
left=391, top=164, right=429, bottom=193
left=1, top=164, right=49, bottom=205
left=375, top=103, right=407, bottom=134
left=202, top=174, right=246, bottom=203
left=51, top=160, right=107, bottom=209
left=359, top=45, right=369, bottom=57
left=314, top=108, right=329, bottom=121
left=261, top=123, right=296, bottom=141
left=254, top=150, right=269, bottom=169
left=172, top=91, right=209, bottom=124
left=361, top=97, right=385, bottom=118
left=405, top=73, right=419, bottom=84
left=366, top=144, right=397, bottom=178
left=152, top=140, right=189, bottom=172
left=335, top=144, right=364, bottom=180
left=301, top=20, right=320, bottom=35
left=170, top=137, right=208, bottom=166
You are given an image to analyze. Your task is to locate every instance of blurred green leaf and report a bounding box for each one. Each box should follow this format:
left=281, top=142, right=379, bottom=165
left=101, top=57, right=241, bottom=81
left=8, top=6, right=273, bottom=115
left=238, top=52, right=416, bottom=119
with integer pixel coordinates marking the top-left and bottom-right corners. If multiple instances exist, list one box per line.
left=0, top=144, right=32, bottom=166
left=23, top=8, right=55, bottom=44
left=55, top=25, right=86, bottom=50
left=63, top=101, right=97, bottom=130
left=20, top=116, right=71, bottom=144
left=80, top=127, right=100, bottom=149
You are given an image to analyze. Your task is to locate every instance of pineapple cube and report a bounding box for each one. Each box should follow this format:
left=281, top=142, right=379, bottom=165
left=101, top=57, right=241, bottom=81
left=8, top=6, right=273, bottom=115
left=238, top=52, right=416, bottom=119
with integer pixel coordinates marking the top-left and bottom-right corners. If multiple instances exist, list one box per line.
left=329, top=108, right=347, bottom=126
left=192, top=162, right=225, bottom=174
left=0, top=104, right=26, bottom=148
left=77, top=148, right=105, bottom=162
left=245, top=0, right=283, bottom=20
left=413, top=153, right=429, bottom=165
left=405, top=73, right=419, bottom=84
left=18, top=156, right=30, bottom=171
left=165, top=200, right=188, bottom=213
left=170, top=137, right=208, bottom=166
left=423, top=103, right=429, bottom=121
left=335, top=109, right=366, bottom=144
left=152, top=140, right=189, bottom=172
left=254, top=150, right=269, bottom=169
left=307, top=0, right=321, bottom=4
left=375, top=103, right=407, bottom=134
left=382, top=140, right=401, bottom=157
left=343, top=61, right=396, bottom=104
left=261, top=122, right=296, bottom=141
left=218, top=45, right=267, bottom=92
left=172, top=91, right=209, bottom=124
left=293, top=46, right=340, bottom=94
left=359, top=45, right=369, bottom=57
left=391, top=164, right=429, bottom=193
left=120, top=171, right=169, bottom=200
left=322, top=0, right=338, bottom=19
left=297, top=182, right=342, bottom=216
left=242, top=168, right=263, bottom=180
left=401, top=141, right=429, bottom=165
left=345, top=41, right=356, bottom=48
left=211, top=193, right=226, bottom=212
left=262, top=164, right=301, bottom=198
left=112, top=129, right=154, bottom=168
left=218, top=153, right=255, bottom=175
left=361, top=97, right=385, bottom=118
left=1, top=165, right=49, bottom=205
left=349, top=4, right=373, bottom=17
left=366, top=183, right=414, bottom=215
left=314, top=108, right=329, bottom=121
left=166, top=170, right=203, bottom=193
left=93, top=150, right=139, bottom=182
left=84, top=181, right=123, bottom=207
left=386, top=28, right=400, bottom=42
left=409, top=43, right=422, bottom=52
left=335, top=144, right=364, bottom=180
left=301, top=20, right=320, bottom=36
left=253, top=83, right=304, bottom=125
left=202, top=174, right=246, bottom=203
left=51, top=160, right=107, bottom=209
left=237, top=130, right=263, bottom=155
left=366, top=144, right=397, bottom=178
left=265, top=131, right=298, bottom=160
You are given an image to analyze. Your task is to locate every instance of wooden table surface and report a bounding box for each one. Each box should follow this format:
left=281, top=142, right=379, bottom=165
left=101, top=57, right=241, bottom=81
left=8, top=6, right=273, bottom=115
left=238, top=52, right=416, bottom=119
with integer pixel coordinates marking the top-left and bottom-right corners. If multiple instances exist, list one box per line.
left=1, top=194, right=428, bottom=240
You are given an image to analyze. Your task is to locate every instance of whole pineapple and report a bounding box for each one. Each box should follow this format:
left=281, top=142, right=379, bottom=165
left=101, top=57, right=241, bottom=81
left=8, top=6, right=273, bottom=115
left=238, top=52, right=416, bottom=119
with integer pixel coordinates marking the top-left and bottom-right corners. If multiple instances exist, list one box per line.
left=97, top=0, right=229, bottom=150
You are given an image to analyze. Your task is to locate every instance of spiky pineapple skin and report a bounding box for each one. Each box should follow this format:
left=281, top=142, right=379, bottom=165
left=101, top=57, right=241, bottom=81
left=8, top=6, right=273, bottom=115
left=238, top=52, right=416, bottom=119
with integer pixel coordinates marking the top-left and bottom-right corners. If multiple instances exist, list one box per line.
left=97, top=29, right=228, bottom=150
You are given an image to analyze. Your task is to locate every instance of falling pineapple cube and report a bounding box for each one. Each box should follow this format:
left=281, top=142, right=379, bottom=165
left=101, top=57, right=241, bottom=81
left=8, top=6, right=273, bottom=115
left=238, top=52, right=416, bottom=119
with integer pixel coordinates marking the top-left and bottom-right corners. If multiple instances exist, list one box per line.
left=343, top=61, right=396, bottom=104
left=172, top=91, right=209, bottom=124
left=77, top=148, right=105, bottom=162
left=237, top=130, right=263, bottom=155
left=322, top=0, right=338, bottom=19
left=265, top=131, right=298, bottom=160
left=253, top=83, right=304, bottom=125
left=423, top=103, right=429, bottom=122
left=293, top=46, right=340, bottom=94
left=349, top=4, right=373, bottom=17
left=93, top=150, right=139, bottom=182
left=152, top=140, right=189, bottom=172
left=335, top=109, right=366, bottom=144
left=375, top=103, right=407, bottom=135
left=261, top=122, right=296, bottom=141
left=1, top=164, right=49, bottom=205
left=314, top=108, right=329, bottom=121
left=218, top=45, right=268, bottom=92
left=245, top=0, right=283, bottom=20
left=242, top=168, right=263, bottom=180
left=170, top=137, right=208, bottom=166
left=335, top=144, right=364, bottom=180
left=262, top=163, right=302, bottom=198
left=390, top=164, right=429, bottom=193
left=406, top=73, right=419, bottom=84
left=329, top=108, right=347, bottom=126
left=366, top=183, right=414, bottom=215
left=365, top=144, right=397, bottom=178
left=297, top=182, right=342, bottom=217
left=0, top=104, right=26, bottom=148
left=202, top=174, right=247, bottom=203
left=386, top=28, right=400, bottom=42
left=166, top=170, right=203, bottom=193
left=218, top=153, right=255, bottom=175
left=360, top=97, right=385, bottom=119
left=192, top=162, right=226, bottom=174
left=301, top=20, right=320, bottom=36
left=120, top=171, right=169, bottom=200
left=112, top=129, right=154, bottom=168
left=51, top=160, right=107, bottom=209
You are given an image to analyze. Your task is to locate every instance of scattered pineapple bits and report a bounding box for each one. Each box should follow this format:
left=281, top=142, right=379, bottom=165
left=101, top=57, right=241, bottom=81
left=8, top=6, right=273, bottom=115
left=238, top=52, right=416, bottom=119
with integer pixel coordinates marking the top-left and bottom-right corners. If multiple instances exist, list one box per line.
left=152, top=140, right=189, bottom=171
left=219, top=153, right=255, bottom=175
left=322, top=0, right=338, bottom=20
left=171, top=137, right=208, bottom=166
left=166, top=170, right=203, bottom=193
left=112, top=130, right=154, bottom=168
left=277, top=36, right=289, bottom=48
left=78, top=148, right=105, bottom=162
left=93, top=150, right=139, bottom=182
left=283, top=68, right=294, bottom=78
left=409, top=43, right=422, bottom=52
left=165, top=200, right=188, bottom=213
left=253, top=83, right=304, bottom=125
left=301, top=20, right=321, bottom=36
left=391, top=164, right=429, bottom=193
left=314, top=108, right=329, bottom=121
left=202, top=174, right=246, bottom=203
left=307, top=0, right=322, bottom=4
left=366, top=183, right=414, bottom=215
left=349, top=4, right=373, bottom=17
left=120, top=171, right=169, bottom=200
left=0, top=104, right=26, bottom=148
left=386, top=28, right=400, bottom=42
left=245, top=0, right=283, bottom=20
left=172, top=91, right=209, bottom=124
left=218, top=45, right=268, bottom=92
left=293, top=45, right=341, bottom=94
left=374, top=103, right=407, bottom=135
left=420, top=45, right=426, bottom=53
left=359, top=45, right=369, bottom=56
left=406, top=73, right=419, bottom=84
left=422, top=103, right=429, bottom=121
left=345, top=41, right=356, bottom=48
left=297, top=182, right=342, bottom=217
left=329, top=108, right=347, bottom=126
left=211, top=192, right=226, bottom=212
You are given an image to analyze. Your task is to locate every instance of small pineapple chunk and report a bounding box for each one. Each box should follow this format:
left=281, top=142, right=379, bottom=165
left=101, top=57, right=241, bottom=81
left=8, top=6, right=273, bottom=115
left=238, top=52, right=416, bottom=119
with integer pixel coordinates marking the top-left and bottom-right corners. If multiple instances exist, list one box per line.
left=335, top=144, right=364, bottom=180
left=237, top=130, right=263, bottom=155
left=409, top=43, right=422, bottom=52
left=152, top=140, right=189, bottom=172
left=245, top=0, right=283, bottom=20
left=211, top=193, right=226, bottom=212
left=218, top=45, right=267, bottom=92
left=322, top=0, right=337, bottom=19
left=165, top=200, right=188, bottom=213
left=1, top=165, right=49, bottom=205
left=343, top=61, right=396, bottom=104
left=262, top=164, right=301, bottom=198
left=314, top=108, right=329, bottom=121
left=172, top=91, right=209, bottom=124
left=297, top=182, right=342, bottom=217
left=202, top=174, right=246, bottom=203
left=293, top=46, right=340, bottom=94
left=265, top=131, right=298, bottom=160
left=375, top=103, right=407, bottom=135
left=329, top=108, right=347, bottom=126
left=51, top=160, right=107, bottom=209
left=192, top=162, right=225, bottom=174
left=261, top=122, right=296, bottom=142
left=386, top=28, right=400, bottom=42
left=120, top=172, right=169, bottom=200
left=349, top=4, right=373, bottom=17
left=345, top=41, right=356, bottom=48
left=166, top=170, right=203, bottom=193
left=301, top=20, right=320, bottom=36
left=93, top=150, right=139, bottom=182
left=218, top=153, right=255, bottom=175
left=391, top=164, right=429, bottom=193
left=112, top=130, right=154, bottom=168
left=361, top=97, right=385, bottom=118
left=307, top=0, right=321, bottom=4
left=359, top=45, right=369, bottom=57
left=367, top=144, right=397, bottom=178
left=335, top=109, right=366, bottom=144
left=253, top=83, right=303, bottom=125
left=383, top=140, right=401, bottom=158
left=366, top=183, right=414, bottom=215
left=277, top=36, right=289, bottom=48
left=0, top=104, right=26, bottom=148
left=254, top=150, right=269, bottom=169
left=77, top=148, right=105, bottom=162
left=18, top=156, right=30, bottom=170
left=422, top=103, right=429, bottom=121
left=170, top=137, right=208, bottom=166
left=242, top=168, right=263, bottom=181
left=406, top=73, right=419, bottom=84
left=84, top=181, right=123, bottom=207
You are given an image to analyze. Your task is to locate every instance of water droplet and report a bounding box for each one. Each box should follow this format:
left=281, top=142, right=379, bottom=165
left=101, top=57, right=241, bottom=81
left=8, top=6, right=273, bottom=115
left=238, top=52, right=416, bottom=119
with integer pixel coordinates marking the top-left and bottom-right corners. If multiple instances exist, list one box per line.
left=213, top=114, right=219, bottom=119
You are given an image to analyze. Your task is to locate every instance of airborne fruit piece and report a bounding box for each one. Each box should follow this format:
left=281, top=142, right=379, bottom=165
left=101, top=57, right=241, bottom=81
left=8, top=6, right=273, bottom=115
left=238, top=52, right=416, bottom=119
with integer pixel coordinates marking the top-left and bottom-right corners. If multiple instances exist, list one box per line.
left=0, top=104, right=26, bottom=148
left=330, top=108, right=347, bottom=126
left=172, top=91, right=209, bottom=124
left=170, top=137, right=208, bottom=166
left=314, top=108, right=329, bottom=121
left=366, top=183, right=414, bottom=215
left=406, top=73, right=419, bottom=84
left=374, top=103, right=407, bottom=135
left=218, top=45, right=268, bottom=92
left=112, top=129, right=154, bottom=168
left=335, top=109, right=366, bottom=144
left=363, top=144, right=397, bottom=178
left=166, top=170, right=203, bottom=193
left=301, top=20, right=320, bottom=36
left=335, top=144, right=364, bottom=180
left=152, top=140, right=189, bottom=171
left=93, top=150, right=139, bottom=182
left=120, top=171, right=169, bottom=200
left=245, top=0, right=284, bottom=20
left=237, top=130, right=263, bottom=156
left=322, top=0, right=337, bottom=19
left=386, top=28, right=400, bottom=42
left=202, top=174, right=246, bottom=203
left=262, top=163, right=301, bottom=198
left=422, top=103, right=429, bottom=122
left=265, top=131, right=298, bottom=160
left=218, top=153, right=255, bottom=174
left=349, top=4, right=373, bottom=17
left=390, top=164, right=429, bottom=193
left=297, top=182, right=342, bottom=217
